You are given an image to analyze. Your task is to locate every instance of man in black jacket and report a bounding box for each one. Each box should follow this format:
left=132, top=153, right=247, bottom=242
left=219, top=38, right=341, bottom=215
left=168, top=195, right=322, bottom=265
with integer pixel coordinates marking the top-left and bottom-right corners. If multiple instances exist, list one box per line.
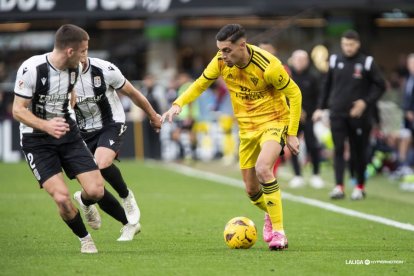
left=313, top=30, right=385, bottom=200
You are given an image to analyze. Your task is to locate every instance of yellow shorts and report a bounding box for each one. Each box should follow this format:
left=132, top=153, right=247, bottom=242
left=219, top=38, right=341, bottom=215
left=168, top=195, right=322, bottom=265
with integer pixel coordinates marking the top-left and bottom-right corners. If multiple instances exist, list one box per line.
left=238, top=123, right=288, bottom=169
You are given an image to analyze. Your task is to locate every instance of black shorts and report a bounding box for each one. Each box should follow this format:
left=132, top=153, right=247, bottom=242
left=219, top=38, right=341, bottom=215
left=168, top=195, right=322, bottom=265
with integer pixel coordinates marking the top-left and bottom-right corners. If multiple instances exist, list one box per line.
left=80, top=123, right=127, bottom=155
left=21, top=123, right=98, bottom=187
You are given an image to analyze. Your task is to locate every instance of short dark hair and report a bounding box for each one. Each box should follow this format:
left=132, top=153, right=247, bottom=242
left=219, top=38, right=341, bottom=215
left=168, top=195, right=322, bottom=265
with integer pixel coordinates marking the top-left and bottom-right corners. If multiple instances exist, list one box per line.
left=55, top=24, right=89, bottom=50
left=341, top=29, right=360, bottom=41
left=215, top=24, right=246, bottom=43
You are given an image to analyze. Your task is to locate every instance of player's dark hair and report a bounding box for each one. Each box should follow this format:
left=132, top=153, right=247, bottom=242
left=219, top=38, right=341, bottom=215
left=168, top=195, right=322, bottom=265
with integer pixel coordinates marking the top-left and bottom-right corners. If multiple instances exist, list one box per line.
left=341, top=29, right=360, bottom=41
left=55, top=24, right=89, bottom=50
left=216, top=24, right=246, bottom=43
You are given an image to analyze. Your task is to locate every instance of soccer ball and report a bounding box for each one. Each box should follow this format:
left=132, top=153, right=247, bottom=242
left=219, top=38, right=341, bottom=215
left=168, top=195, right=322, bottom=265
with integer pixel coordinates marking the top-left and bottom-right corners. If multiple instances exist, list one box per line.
left=223, top=217, right=257, bottom=249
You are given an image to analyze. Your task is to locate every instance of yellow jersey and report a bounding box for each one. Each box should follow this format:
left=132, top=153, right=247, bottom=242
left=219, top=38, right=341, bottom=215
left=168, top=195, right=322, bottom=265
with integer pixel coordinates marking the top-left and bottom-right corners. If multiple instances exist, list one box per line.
left=174, top=44, right=302, bottom=135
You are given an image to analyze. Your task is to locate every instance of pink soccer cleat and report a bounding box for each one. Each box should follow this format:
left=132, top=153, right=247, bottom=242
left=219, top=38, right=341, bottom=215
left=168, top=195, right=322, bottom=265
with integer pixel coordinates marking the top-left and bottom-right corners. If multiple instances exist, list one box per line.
left=268, top=231, right=288, bottom=250
left=263, top=213, right=273, bottom=243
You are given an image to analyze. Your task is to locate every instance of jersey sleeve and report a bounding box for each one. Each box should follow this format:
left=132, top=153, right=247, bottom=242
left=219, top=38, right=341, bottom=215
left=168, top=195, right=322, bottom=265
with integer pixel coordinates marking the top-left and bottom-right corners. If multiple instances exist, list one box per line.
left=174, top=53, right=221, bottom=107
left=265, top=61, right=302, bottom=136
left=104, top=61, right=126, bottom=90
left=14, top=61, right=34, bottom=99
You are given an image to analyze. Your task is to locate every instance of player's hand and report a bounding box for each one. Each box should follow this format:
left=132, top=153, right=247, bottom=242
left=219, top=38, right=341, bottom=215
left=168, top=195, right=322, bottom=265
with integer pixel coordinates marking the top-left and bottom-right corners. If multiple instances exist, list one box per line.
left=286, top=135, right=300, bottom=156
left=149, top=114, right=162, bottom=133
left=312, top=109, right=324, bottom=122
left=45, top=117, right=70, bottom=139
left=161, top=105, right=182, bottom=123
left=350, top=99, right=366, bottom=118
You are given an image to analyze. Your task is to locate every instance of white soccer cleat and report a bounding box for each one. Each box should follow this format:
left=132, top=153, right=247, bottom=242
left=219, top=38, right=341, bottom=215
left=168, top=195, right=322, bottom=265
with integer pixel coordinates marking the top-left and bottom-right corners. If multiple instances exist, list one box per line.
left=79, top=234, right=98, bottom=254
left=309, top=175, right=325, bottom=189
left=350, top=188, right=366, bottom=200
left=122, top=189, right=140, bottom=225
left=117, top=223, right=141, bottom=242
left=288, top=176, right=305, bottom=188
left=330, top=186, right=345, bottom=199
left=73, top=191, right=101, bottom=230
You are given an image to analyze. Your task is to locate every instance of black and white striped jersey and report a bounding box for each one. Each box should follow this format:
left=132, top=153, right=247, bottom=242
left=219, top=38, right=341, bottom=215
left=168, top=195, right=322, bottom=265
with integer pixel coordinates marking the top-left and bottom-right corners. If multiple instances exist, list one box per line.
left=14, top=53, right=80, bottom=134
left=74, top=57, right=126, bottom=132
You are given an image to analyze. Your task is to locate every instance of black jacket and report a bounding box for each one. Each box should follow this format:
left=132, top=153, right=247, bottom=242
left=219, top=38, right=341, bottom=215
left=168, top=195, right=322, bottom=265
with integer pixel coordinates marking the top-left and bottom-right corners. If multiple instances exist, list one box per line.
left=290, top=67, right=320, bottom=117
left=318, top=52, right=386, bottom=117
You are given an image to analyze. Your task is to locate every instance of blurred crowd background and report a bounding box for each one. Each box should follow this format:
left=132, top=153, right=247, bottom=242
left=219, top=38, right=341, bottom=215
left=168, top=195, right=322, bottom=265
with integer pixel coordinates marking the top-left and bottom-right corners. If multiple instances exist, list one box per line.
left=1, top=0, right=414, bottom=190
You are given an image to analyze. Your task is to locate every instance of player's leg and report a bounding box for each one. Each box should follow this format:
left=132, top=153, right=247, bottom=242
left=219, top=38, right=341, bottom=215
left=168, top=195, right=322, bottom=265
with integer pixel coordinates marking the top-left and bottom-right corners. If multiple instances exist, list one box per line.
left=255, top=124, right=288, bottom=250
left=256, top=141, right=288, bottom=250
left=256, top=141, right=285, bottom=231
left=95, top=124, right=140, bottom=225
left=21, top=137, right=97, bottom=253
left=239, top=132, right=272, bottom=243
left=241, top=167, right=272, bottom=243
left=43, top=173, right=97, bottom=253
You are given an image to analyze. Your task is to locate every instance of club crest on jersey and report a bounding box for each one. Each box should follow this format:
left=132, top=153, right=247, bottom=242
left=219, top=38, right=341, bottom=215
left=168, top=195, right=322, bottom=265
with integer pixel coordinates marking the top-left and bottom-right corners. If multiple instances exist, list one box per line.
left=93, top=76, right=102, bottom=87
left=70, top=72, right=76, bottom=85
left=353, top=63, right=363, bottom=79
left=250, top=76, right=259, bottom=86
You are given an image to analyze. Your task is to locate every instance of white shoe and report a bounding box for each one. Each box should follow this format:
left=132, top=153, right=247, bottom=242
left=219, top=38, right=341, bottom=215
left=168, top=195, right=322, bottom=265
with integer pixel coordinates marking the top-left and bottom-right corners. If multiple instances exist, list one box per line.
left=350, top=188, right=366, bottom=200
left=289, top=176, right=305, bottom=188
left=117, top=223, right=141, bottom=241
left=122, top=189, right=140, bottom=225
left=79, top=234, right=98, bottom=254
left=309, top=175, right=325, bottom=189
left=73, top=191, right=101, bottom=230
left=400, top=182, right=414, bottom=191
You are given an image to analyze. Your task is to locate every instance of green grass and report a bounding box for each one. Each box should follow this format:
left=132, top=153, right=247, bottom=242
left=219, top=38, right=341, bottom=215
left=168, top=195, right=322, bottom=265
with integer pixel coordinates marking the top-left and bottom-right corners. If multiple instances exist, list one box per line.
left=0, top=161, right=413, bottom=275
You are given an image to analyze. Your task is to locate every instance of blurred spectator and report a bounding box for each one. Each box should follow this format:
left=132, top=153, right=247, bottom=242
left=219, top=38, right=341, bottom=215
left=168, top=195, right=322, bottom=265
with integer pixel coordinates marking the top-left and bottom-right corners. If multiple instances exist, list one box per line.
left=287, top=49, right=324, bottom=189
left=140, top=73, right=168, bottom=160
left=172, top=72, right=199, bottom=160
left=393, top=53, right=414, bottom=177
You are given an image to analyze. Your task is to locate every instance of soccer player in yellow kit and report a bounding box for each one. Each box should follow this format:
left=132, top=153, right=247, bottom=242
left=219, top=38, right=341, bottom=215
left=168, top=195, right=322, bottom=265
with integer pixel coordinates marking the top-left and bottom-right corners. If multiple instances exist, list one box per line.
left=162, top=24, right=301, bottom=250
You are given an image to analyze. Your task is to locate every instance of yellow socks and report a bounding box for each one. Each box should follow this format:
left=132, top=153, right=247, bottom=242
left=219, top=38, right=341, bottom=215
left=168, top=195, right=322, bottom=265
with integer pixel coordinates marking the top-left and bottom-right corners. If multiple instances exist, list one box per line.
left=261, top=179, right=284, bottom=232
left=249, top=189, right=267, bottom=212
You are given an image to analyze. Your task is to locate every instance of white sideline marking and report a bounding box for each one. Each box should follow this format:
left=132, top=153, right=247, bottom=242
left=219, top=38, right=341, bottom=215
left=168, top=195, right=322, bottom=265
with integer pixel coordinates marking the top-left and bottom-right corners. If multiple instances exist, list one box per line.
left=163, top=163, right=414, bottom=232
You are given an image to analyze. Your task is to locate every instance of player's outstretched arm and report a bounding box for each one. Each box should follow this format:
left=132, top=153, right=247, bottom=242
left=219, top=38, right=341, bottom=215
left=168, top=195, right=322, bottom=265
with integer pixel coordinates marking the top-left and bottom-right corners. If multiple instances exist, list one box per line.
left=13, top=95, right=69, bottom=138
left=118, top=80, right=161, bottom=132
left=161, top=104, right=182, bottom=123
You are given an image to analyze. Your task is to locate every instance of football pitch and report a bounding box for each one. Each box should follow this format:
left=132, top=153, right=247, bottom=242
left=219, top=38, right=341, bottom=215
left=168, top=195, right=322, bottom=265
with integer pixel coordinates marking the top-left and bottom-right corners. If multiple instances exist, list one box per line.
left=0, top=160, right=412, bottom=275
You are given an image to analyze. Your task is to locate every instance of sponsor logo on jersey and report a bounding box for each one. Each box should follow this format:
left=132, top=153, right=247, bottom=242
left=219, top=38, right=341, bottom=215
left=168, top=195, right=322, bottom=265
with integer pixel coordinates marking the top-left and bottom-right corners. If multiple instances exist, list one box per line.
left=108, top=65, right=115, bottom=71
left=37, top=94, right=69, bottom=103
left=70, top=72, right=76, bottom=85
left=93, top=76, right=102, bottom=87
left=41, top=77, right=47, bottom=85
left=76, top=94, right=103, bottom=103
left=109, top=139, right=115, bottom=146
left=22, top=67, right=28, bottom=75
left=235, top=91, right=264, bottom=101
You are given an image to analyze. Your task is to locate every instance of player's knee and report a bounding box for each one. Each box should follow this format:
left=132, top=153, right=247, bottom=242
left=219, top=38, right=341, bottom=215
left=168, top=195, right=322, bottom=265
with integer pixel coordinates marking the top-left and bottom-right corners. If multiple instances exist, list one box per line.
left=53, top=190, right=71, bottom=208
left=255, top=163, right=272, bottom=181
left=87, top=185, right=104, bottom=201
left=96, top=159, right=112, bottom=170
